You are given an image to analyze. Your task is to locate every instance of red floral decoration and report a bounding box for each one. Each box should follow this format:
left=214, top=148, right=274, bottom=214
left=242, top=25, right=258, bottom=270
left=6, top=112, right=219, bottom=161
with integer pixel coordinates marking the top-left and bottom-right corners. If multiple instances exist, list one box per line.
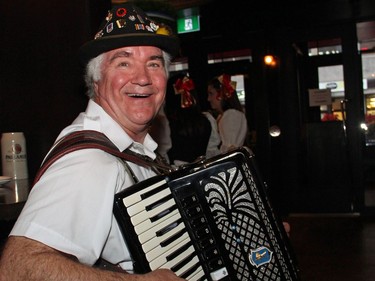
left=174, top=76, right=196, bottom=108
left=217, top=74, right=236, bottom=100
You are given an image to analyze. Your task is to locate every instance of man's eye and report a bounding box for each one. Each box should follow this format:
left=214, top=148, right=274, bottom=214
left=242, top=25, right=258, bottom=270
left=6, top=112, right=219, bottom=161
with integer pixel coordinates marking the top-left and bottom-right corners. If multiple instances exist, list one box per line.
left=149, top=62, right=161, bottom=68
left=119, top=62, right=129, bottom=67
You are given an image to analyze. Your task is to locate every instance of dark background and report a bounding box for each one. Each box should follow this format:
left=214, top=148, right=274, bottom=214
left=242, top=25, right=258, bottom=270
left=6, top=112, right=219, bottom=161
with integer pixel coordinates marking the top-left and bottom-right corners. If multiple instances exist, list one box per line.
left=1, top=0, right=375, bottom=215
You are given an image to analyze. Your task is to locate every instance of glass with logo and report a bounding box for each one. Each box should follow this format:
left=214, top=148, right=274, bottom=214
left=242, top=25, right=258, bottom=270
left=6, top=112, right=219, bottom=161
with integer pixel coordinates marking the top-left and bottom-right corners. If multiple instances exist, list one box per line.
left=1, top=132, right=29, bottom=179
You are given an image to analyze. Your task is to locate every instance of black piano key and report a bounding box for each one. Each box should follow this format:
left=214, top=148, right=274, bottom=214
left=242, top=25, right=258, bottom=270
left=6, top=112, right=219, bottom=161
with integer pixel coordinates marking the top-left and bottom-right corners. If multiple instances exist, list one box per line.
left=156, top=217, right=183, bottom=237
left=145, top=193, right=173, bottom=211
left=165, top=240, right=192, bottom=261
left=179, top=262, right=202, bottom=280
left=140, top=183, right=168, bottom=200
left=160, top=227, right=186, bottom=248
left=171, top=251, right=196, bottom=272
left=149, top=204, right=178, bottom=223
left=197, top=275, right=206, bottom=281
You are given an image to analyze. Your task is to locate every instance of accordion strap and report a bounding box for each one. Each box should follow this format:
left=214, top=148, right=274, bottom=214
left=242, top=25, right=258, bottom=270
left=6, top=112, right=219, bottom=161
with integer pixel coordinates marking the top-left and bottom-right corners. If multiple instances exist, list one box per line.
left=32, top=130, right=171, bottom=186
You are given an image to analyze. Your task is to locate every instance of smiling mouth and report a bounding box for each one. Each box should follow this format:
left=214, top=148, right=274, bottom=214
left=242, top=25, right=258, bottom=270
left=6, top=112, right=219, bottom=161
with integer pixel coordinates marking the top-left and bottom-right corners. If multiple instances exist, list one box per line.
left=127, top=93, right=151, bottom=98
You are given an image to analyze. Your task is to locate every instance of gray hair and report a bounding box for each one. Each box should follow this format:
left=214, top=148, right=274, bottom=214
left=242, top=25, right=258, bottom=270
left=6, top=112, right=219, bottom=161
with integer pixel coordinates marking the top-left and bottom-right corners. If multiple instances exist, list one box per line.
left=84, top=51, right=172, bottom=99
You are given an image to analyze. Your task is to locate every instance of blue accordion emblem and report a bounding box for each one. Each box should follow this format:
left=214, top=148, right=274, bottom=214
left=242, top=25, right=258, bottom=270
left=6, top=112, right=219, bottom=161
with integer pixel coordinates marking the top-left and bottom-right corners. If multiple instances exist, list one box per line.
left=249, top=246, right=273, bottom=268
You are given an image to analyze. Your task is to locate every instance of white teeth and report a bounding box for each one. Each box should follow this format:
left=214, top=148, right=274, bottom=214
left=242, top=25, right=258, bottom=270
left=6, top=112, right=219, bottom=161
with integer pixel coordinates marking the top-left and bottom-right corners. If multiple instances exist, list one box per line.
left=127, top=93, right=150, bottom=97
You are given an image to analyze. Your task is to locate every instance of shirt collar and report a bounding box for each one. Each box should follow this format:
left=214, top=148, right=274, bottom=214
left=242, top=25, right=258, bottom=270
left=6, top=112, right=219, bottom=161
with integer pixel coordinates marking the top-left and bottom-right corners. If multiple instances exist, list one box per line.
left=84, top=100, right=158, bottom=159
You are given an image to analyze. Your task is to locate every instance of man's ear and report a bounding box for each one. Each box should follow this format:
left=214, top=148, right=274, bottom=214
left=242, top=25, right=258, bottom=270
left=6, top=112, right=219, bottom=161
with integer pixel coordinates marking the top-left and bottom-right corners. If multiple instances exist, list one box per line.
left=94, top=81, right=99, bottom=94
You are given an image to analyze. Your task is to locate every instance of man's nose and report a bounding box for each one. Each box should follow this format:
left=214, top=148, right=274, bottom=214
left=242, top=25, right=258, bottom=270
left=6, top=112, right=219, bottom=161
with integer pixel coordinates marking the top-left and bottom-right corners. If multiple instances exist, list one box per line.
left=131, top=67, right=152, bottom=85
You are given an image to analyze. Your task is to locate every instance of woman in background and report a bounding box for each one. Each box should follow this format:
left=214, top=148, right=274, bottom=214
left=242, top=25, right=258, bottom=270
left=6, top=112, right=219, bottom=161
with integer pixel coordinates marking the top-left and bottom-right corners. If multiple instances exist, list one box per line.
left=164, top=73, right=221, bottom=166
left=207, top=74, right=248, bottom=153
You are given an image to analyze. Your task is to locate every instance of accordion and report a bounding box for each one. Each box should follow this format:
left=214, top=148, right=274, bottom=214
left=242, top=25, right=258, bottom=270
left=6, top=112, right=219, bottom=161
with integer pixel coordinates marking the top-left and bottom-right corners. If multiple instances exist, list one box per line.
left=113, top=147, right=301, bottom=281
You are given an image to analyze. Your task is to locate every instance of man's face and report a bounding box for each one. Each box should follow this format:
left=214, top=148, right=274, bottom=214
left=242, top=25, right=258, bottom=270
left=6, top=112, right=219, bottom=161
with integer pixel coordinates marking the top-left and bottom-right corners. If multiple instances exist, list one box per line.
left=94, top=46, right=167, bottom=141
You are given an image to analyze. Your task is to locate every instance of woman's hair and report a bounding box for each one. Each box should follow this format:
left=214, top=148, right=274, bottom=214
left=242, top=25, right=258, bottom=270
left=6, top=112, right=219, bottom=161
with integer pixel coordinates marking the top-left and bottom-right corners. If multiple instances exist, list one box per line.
left=165, top=73, right=212, bottom=163
left=84, top=51, right=172, bottom=99
left=208, top=76, right=244, bottom=112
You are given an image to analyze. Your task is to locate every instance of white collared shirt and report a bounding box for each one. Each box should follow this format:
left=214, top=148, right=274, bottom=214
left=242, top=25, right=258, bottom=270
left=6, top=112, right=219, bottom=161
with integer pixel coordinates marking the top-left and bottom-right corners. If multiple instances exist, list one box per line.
left=11, top=100, right=158, bottom=271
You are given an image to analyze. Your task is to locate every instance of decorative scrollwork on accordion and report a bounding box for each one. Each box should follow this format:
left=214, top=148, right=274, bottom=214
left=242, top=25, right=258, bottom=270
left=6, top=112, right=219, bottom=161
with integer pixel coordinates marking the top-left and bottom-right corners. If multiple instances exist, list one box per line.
left=202, top=163, right=295, bottom=280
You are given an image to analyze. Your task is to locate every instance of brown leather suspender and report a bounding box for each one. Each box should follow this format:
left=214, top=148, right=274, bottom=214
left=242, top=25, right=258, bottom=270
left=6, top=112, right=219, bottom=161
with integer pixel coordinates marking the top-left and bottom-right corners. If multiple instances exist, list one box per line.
left=32, top=130, right=172, bottom=186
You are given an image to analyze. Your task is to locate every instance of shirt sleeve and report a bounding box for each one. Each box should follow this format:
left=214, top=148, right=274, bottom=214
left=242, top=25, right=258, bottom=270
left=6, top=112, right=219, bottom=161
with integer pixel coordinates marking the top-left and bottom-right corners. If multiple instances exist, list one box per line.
left=219, top=109, right=248, bottom=153
left=10, top=148, right=129, bottom=265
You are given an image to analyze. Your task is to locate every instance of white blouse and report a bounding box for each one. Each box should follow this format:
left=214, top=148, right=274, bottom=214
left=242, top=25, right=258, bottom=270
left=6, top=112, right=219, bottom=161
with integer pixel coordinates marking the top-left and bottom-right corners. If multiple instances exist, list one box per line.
left=217, top=108, right=248, bottom=153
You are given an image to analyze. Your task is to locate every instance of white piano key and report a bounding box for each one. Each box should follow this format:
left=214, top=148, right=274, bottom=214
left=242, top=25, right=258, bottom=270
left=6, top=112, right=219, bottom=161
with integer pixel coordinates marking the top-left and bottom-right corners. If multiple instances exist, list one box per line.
left=122, top=179, right=167, bottom=207
left=131, top=198, right=177, bottom=226
left=139, top=212, right=182, bottom=245
left=161, top=245, right=205, bottom=281
left=135, top=209, right=179, bottom=235
left=143, top=225, right=187, bottom=257
left=175, top=255, right=200, bottom=277
left=186, top=268, right=206, bottom=281
left=145, top=223, right=188, bottom=261
left=127, top=187, right=172, bottom=216
left=149, top=237, right=192, bottom=270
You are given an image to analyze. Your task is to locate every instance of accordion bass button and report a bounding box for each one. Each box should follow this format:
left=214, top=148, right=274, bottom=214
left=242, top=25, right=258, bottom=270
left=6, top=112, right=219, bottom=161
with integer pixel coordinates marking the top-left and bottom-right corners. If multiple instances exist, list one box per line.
left=207, top=257, right=226, bottom=271
left=198, top=237, right=215, bottom=250
left=180, top=194, right=198, bottom=207
left=203, top=247, right=220, bottom=260
left=194, top=226, right=211, bottom=239
left=186, top=205, right=203, bottom=218
left=190, top=215, right=207, bottom=228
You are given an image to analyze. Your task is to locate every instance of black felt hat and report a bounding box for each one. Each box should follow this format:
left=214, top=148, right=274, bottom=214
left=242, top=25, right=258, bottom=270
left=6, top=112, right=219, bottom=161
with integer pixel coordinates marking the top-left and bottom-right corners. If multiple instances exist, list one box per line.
left=79, top=3, right=180, bottom=65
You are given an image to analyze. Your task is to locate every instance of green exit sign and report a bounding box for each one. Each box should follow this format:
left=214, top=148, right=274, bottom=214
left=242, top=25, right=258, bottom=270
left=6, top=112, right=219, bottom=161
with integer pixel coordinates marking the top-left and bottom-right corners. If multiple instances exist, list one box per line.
left=177, top=7, right=200, bottom=34
left=177, top=16, right=200, bottom=34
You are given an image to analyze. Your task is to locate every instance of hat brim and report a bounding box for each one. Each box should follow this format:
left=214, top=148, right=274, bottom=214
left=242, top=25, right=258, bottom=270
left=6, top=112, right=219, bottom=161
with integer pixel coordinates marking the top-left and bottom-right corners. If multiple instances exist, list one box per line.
left=79, top=33, right=180, bottom=66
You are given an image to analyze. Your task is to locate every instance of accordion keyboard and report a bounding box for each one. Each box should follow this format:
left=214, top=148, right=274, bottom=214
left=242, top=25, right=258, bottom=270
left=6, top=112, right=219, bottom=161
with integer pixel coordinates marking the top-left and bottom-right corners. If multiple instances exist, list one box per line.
left=120, top=177, right=228, bottom=280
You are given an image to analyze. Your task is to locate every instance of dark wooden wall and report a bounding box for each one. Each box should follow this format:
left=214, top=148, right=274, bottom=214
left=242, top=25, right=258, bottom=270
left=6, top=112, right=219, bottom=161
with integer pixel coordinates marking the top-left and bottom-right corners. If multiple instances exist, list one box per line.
left=0, top=0, right=109, bottom=180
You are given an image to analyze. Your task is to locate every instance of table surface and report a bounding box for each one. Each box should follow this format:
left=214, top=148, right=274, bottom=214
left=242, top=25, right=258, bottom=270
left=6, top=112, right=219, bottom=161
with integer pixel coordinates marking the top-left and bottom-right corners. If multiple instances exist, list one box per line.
left=0, top=179, right=30, bottom=221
